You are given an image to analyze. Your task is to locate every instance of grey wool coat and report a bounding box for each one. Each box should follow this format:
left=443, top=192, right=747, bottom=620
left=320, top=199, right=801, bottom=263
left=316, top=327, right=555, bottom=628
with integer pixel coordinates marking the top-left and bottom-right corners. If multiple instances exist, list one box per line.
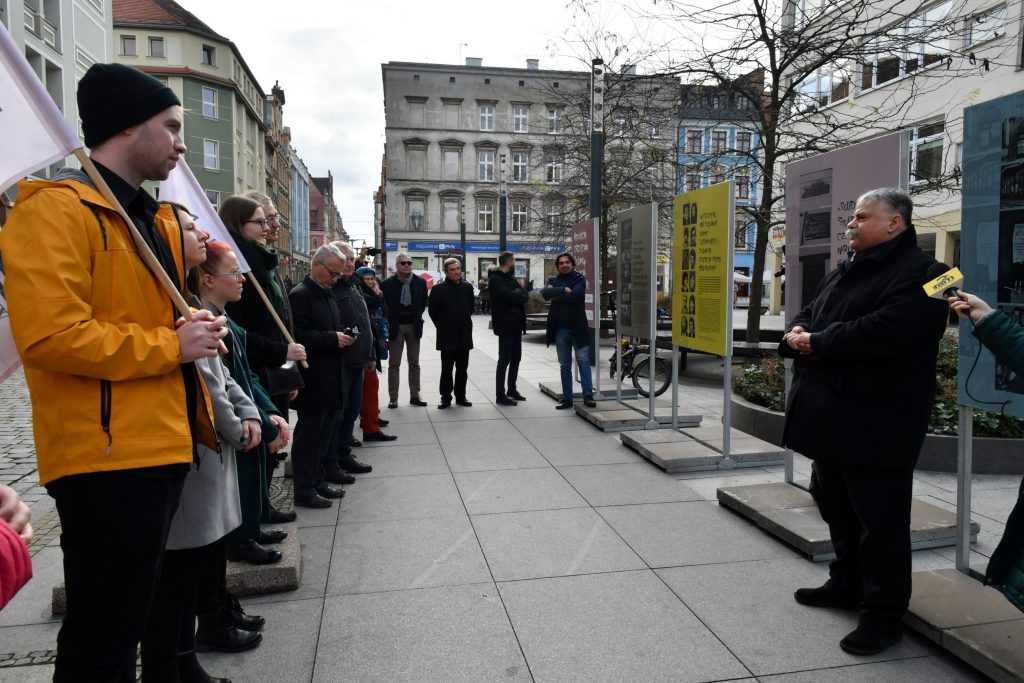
left=165, top=354, right=260, bottom=550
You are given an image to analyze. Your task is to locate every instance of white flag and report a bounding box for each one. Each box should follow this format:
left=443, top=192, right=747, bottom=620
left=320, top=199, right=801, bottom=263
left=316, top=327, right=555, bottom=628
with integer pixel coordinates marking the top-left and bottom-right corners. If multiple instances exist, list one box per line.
left=159, top=159, right=250, bottom=272
left=0, top=23, right=81, bottom=194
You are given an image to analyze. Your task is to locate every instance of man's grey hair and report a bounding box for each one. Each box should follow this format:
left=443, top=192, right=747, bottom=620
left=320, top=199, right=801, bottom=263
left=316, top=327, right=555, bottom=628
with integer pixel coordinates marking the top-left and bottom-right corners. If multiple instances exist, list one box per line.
left=243, top=190, right=272, bottom=206
left=314, top=243, right=345, bottom=265
left=858, top=188, right=913, bottom=230
left=330, top=240, right=354, bottom=257
left=395, top=251, right=411, bottom=263
left=443, top=257, right=461, bottom=271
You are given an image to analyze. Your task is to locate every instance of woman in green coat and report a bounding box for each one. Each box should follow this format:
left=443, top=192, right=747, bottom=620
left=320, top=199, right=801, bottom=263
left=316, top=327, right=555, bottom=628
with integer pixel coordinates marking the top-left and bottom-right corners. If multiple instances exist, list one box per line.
left=951, top=291, right=1024, bottom=612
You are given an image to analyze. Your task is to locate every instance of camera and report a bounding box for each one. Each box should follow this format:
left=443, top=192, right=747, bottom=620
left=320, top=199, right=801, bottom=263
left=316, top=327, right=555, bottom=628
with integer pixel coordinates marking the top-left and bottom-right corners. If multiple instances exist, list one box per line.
left=365, top=247, right=381, bottom=256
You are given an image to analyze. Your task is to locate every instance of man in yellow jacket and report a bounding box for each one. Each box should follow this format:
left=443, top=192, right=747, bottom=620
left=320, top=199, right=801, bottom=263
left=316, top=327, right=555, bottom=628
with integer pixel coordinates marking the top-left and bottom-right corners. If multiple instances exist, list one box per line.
left=0, top=64, right=227, bottom=681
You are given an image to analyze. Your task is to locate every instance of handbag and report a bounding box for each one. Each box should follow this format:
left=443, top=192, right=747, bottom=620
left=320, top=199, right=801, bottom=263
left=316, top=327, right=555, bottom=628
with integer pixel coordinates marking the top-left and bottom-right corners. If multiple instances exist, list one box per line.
left=263, top=359, right=305, bottom=395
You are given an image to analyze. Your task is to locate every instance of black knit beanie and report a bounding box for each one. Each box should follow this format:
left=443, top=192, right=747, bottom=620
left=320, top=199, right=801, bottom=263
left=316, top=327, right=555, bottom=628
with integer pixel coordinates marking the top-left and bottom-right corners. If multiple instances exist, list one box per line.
left=77, top=63, right=181, bottom=148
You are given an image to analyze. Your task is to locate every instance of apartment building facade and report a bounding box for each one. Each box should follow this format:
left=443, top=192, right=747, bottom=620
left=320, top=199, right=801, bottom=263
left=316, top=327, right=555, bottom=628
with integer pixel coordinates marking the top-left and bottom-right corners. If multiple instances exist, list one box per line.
left=287, top=127, right=311, bottom=283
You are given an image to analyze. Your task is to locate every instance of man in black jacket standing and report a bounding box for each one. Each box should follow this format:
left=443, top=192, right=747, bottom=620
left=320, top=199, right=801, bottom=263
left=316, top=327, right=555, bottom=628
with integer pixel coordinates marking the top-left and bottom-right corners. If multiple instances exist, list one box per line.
left=428, top=258, right=475, bottom=409
left=489, top=252, right=529, bottom=406
left=288, top=244, right=353, bottom=509
left=380, top=253, right=429, bottom=408
left=780, top=188, right=947, bottom=656
left=326, top=242, right=374, bottom=480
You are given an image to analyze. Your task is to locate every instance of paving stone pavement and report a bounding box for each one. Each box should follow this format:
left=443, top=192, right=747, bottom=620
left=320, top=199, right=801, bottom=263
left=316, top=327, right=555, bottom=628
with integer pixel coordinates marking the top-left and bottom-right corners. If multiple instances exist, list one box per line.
left=0, top=316, right=1013, bottom=681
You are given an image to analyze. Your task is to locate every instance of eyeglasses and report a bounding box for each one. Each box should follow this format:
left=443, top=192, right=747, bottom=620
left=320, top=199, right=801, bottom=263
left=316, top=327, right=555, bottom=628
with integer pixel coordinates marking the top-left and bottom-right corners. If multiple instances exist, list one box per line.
left=210, top=270, right=244, bottom=280
left=397, top=261, right=413, bottom=266
left=265, top=214, right=281, bottom=224
left=317, top=261, right=342, bottom=279
left=245, top=219, right=268, bottom=228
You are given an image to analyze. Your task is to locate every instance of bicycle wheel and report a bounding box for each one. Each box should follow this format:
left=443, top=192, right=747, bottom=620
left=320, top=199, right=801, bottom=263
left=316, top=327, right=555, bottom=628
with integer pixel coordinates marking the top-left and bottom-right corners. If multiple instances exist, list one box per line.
left=631, top=356, right=671, bottom=398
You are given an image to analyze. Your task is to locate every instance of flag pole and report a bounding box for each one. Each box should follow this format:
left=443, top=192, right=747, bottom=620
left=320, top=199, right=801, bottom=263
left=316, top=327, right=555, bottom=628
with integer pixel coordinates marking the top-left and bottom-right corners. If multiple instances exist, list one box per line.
left=244, top=272, right=308, bottom=369
left=74, top=149, right=192, bottom=320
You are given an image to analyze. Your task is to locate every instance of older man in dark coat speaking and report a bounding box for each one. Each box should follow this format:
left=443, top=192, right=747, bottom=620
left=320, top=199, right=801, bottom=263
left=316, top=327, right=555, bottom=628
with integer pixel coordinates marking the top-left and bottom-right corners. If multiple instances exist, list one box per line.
left=780, top=187, right=947, bottom=656
left=428, top=258, right=475, bottom=409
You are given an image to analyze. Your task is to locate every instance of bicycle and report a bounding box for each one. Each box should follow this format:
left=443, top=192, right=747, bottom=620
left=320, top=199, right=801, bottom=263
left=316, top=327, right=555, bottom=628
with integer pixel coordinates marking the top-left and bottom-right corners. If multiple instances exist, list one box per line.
left=608, top=337, right=671, bottom=398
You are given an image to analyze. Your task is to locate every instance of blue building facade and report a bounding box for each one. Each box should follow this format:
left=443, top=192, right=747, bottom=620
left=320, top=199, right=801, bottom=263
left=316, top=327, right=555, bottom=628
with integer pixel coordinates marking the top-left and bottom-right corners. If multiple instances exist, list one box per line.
left=676, top=83, right=763, bottom=273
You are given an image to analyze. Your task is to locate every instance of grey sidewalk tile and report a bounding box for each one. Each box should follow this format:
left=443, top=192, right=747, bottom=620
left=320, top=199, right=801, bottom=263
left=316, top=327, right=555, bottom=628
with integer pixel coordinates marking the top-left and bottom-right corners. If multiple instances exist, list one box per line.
left=434, top=419, right=525, bottom=445
left=427, top=403, right=505, bottom=422
left=757, top=655, right=987, bottom=681
left=656, top=558, right=933, bottom=676
left=242, top=524, right=333, bottom=606
left=557, top=463, right=704, bottom=507
left=497, top=570, right=750, bottom=682
left=377, top=404, right=432, bottom=424
left=0, top=547, right=64, bottom=627
left=358, top=420, right=439, bottom=447
left=336, top=473, right=466, bottom=524
left=494, top=400, right=579, bottom=418
left=327, top=517, right=490, bottom=594
left=598, top=501, right=798, bottom=567
left=0, top=622, right=60, bottom=659
left=912, top=549, right=957, bottom=572
left=532, top=435, right=645, bottom=467
left=0, top=665, right=55, bottom=682
left=676, top=471, right=784, bottom=500
left=357, top=445, right=451, bottom=478
left=315, top=583, right=530, bottom=682
left=443, top=438, right=550, bottom=472
left=456, top=468, right=588, bottom=515
left=200, top=598, right=321, bottom=682
left=510, top=416, right=601, bottom=440
left=292, top=496, right=341, bottom=529
left=931, top=487, right=1020, bottom=525
left=472, top=508, right=647, bottom=581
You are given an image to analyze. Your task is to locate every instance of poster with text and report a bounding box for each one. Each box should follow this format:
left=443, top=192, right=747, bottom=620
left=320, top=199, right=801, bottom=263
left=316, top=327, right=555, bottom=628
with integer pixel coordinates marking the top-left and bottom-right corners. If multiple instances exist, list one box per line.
left=960, top=92, right=1024, bottom=418
left=783, top=132, right=908, bottom=321
left=616, top=204, right=655, bottom=337
left=673, top=182, right=733, bottom=355
left=570, top=219, right=599, bottom=366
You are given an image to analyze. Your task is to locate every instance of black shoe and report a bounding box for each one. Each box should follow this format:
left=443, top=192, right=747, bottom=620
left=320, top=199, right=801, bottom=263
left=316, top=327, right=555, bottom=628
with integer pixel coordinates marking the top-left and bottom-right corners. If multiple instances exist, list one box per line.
left=793, top=583, right=861, bottom=611
left=364, top=431, right=398, bottom=442
left=294, top=493, right=332, bottom=508
left=410, top=398, right=428, bottom=407
left=839, top=626, right=902, bottom=655
left=556, top=399, right=574, bottom=410
left=195, top=613, right=262, bottom=653
left=268, top=507, right=297, bottom=523
left=456, top=398, right=473, bottom=407
left=438, top=400, right=451, bottom=409
left=388, top=401, right=398, bottom=409
left=256, top=528, right=287, bottom=545
left=378, top=418, right=390, bottom=427
left=496, top=396, right=518, bottom=406
left=508, top=390, right=527, bottom=401
left=583, top=394, right=597, bottom=407
left=225, top=591, right=265, bottom=631
left=325, top=466, right=356, bottom=485
left=314, top=485, right=345, bottom=499
left=177, top=650, right=231, bottom=683
left=340, top=456, right=372, bottom=474
left=351, top=437, right=362, bottom=448
left=227, top=539, right=282, bottom=565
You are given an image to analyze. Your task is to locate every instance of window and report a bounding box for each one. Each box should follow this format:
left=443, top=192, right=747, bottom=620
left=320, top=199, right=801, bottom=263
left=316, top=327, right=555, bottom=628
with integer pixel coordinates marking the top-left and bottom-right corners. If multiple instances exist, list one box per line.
left=735, top=219, right=750, bottom=248
left=479, top=104, right=495, bottom=131
left=647, top=116, right=661, bottom=138
left=149, top=37, right=165, bottom=58
left=545, top=152, right=563, bottom=184
left=861, top=2, right=954, bottom=90
left=442, top=149, right=461, bottom=180
left=966, top=5, right=1006, bottom=45
left=444, top=101, right=461, bottom=128
left=478, top=151, right=495, bottom=181
left=545, top=201, right=561, bottom=228
left=735, top=169, right=750, bottom=199
left=407, top=147, right=426, bottom=178
left=477, top=202, right=494, bottom=232
left=442, top=199, right=460, bottom=230
left=685, top=130, right=703, bottom=154
left=547, top=108, right=562, bottom=134
left=201, top=44, right=216, bottom=66
left=710, top=165, right=727, bottom=185
left=512, top=152, right=529, bottom=182
left=511, top=201, right=528, bottom=233
left=203, top=139, right=218, bottom=170
left=711, top=130, right=727, bottom=154
left=910, top=120, right=944, bottom=183
left=120, top=35, right=136, bottom=56
left=684, top=166, right=701, bottom=191
left=204, top=189, right=220, bottom=209
left=407, top=197, right=425, bottom=231
left=201, top=87, right=217, bottom=119
left=614, top=112, right=627, bottom=136
left=513, top=105, right=529, bottom=132
left=735, top=131, right=752, bottom=153
left=798, top=63, right=851, bottom=110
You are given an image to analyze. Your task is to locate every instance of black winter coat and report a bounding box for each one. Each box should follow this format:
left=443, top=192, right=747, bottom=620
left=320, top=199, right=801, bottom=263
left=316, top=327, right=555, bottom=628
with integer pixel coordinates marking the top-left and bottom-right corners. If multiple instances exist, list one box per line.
left=428, top=278, right=475, bottom=352
left=541, top=270, right=589, bottom=347
left=288, top=277, right=344, bottom=413
left=779, top=229, right=948, bottom=469
left=489, top=268, right=528, bottom=336
left=332, top=275, right=374, bottom=368
left=381, top=274, right=428, bottom=340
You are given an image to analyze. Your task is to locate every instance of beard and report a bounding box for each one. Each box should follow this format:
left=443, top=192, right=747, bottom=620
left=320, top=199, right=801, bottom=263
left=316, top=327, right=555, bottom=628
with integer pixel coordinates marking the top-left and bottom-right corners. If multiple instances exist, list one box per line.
left=844, top=227, right=859, bottom=241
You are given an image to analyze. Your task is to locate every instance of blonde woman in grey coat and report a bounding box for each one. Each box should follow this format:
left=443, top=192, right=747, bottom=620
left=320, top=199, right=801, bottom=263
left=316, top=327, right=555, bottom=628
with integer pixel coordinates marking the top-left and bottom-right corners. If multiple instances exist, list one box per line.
left=140, top=205, right=263, bottom=683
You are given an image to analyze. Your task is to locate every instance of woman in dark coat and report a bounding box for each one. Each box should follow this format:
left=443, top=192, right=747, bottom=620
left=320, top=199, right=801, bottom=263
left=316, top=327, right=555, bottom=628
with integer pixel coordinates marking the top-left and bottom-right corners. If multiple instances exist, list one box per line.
left=356, top=267, right=394, bottom=440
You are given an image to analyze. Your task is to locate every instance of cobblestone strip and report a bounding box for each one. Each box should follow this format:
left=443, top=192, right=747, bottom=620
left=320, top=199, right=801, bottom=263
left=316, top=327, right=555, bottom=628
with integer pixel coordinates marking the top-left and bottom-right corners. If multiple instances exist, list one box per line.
left=0, top=368, right=47, bottom=505
left=0, top=649, right=58, bottom=668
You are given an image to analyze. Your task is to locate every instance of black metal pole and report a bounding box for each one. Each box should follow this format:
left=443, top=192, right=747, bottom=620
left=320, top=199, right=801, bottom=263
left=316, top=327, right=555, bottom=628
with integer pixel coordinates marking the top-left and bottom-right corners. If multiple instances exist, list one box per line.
left=499, top=153, right=508, bottom=251
left=460, top=200, right=467, bottom=279
left=589, top=58, right=604, bottom=369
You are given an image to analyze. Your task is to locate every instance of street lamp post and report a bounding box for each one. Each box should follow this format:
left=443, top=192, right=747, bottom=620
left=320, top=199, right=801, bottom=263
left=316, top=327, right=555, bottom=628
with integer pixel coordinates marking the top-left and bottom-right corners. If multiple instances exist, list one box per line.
left=459, top=198, right=467, bottom=280
left=499, top=152, right=508, bottom=252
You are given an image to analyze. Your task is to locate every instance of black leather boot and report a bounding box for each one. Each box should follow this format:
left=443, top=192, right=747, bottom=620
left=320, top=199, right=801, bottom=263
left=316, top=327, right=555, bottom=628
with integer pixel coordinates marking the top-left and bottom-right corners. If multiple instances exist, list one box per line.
left=195, top=612, right=262, bottom=653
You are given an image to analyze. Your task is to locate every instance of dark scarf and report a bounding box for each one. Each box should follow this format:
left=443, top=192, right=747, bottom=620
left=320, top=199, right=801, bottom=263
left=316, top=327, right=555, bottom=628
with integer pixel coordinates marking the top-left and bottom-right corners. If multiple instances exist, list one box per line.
left=234, top=235, right=287, bottom=324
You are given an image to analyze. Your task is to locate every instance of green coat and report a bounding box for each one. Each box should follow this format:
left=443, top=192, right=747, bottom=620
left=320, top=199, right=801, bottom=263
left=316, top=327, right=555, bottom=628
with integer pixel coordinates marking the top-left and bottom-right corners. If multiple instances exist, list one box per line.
left=976, top=310, right=1024, bottom=611
left=204, top=303, right=281, bottom=541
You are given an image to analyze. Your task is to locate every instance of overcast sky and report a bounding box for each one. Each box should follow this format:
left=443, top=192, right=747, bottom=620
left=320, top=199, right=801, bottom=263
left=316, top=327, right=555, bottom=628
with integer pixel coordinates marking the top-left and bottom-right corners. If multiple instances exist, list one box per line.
left=175, top=0, right=651, bottom=245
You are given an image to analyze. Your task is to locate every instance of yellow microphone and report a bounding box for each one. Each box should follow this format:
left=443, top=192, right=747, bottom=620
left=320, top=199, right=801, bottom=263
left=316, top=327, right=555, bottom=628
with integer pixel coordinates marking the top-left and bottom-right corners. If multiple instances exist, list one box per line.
left=922, top=263, right=964, bottom=299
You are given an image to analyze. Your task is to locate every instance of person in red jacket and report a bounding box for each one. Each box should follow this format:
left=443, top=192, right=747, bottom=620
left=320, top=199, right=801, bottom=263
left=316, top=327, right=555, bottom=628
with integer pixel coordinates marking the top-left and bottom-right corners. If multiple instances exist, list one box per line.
left=0, top=485, right=32, bottom=610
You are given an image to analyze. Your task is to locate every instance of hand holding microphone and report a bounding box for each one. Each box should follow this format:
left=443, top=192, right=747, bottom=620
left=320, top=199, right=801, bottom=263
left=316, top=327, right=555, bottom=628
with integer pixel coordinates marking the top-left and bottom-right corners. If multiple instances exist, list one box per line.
left=948, top=290, right=993, bottom=324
